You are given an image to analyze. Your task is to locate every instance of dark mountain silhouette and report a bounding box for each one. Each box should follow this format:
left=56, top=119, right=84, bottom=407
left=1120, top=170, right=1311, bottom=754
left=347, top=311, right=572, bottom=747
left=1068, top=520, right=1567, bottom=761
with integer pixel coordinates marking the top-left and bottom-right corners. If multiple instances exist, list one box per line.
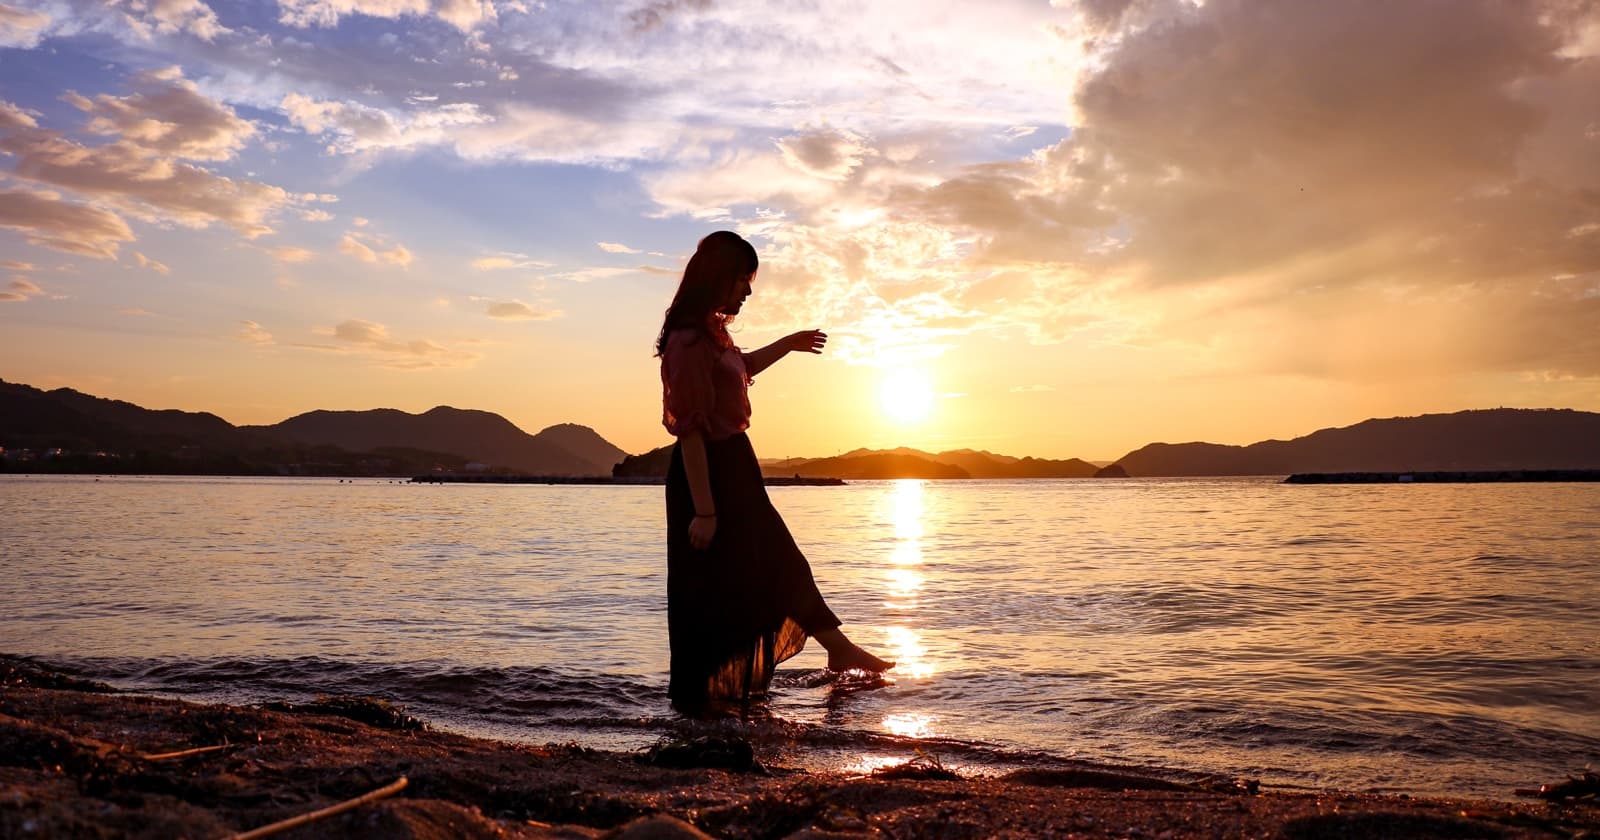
left=250, top=407, right=619, bottom=476
left=1, top=379, right=255, bottom=452
left=613, top=445, right=674, bottom=478
left=532, top=423, right=629, bottom=474
left=0, top=379, right=469, bottom=475
left=1, top=379, right=626, bottom=477
left=772, top=452, right=969, bottom=480
left=772, top=447, right=1097, bottom=479
left=1110, top=409, right=1600, bottom=476
left=614, top=446, right=970, bottom=479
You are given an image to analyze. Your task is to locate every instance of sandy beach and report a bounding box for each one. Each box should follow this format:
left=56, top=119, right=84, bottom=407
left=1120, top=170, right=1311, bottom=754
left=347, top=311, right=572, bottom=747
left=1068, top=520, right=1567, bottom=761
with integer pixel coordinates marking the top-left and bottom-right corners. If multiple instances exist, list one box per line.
left=3, top=656, right=1595, bottom=839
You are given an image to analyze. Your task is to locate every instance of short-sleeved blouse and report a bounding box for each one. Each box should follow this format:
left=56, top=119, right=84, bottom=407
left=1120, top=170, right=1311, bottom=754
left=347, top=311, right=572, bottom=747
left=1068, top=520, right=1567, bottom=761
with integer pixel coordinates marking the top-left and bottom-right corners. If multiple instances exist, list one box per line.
left=660, top=328, right=752, bottom=440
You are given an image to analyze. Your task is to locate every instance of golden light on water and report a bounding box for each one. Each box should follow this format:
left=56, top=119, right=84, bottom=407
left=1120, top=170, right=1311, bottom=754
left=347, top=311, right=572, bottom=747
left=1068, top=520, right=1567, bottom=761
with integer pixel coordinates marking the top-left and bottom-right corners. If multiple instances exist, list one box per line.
left=882, top=712, right=937, bottom=739
left=882, top=479, right=936, bottom=678
left=892, top=479, right=925, bottom=541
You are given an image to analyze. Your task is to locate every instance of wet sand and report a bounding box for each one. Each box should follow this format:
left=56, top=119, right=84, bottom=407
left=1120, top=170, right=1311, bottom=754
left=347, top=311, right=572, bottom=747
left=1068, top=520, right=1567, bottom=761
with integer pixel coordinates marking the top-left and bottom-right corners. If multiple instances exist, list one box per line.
left=3, top=656, right=1595, bottom=839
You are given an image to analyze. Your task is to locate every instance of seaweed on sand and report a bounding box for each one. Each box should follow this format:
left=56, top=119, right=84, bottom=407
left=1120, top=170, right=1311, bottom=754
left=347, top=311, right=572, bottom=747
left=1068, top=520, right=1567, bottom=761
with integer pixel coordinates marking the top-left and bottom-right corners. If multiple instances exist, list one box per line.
left=640, top=734, right=763, bottom=772
left=259, top=695, right=427, bottom=732
left=871, top=751, right=961, bottom=781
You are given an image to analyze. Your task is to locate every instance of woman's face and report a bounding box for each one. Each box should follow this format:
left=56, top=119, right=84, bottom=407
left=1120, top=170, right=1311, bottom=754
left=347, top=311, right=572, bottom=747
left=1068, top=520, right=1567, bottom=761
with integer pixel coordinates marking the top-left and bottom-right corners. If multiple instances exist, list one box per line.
left=721, top=272, right=754, bottom=315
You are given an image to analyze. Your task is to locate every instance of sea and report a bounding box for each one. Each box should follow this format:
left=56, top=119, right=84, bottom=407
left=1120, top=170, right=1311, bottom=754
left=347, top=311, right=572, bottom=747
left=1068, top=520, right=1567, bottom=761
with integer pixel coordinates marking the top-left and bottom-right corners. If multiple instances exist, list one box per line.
left=2, top=473, right=1596, bottom=800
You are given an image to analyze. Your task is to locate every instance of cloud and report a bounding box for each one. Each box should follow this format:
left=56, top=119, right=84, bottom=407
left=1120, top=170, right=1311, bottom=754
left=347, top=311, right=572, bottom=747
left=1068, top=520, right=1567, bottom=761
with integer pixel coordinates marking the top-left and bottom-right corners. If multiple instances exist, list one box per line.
left=338, top=231, right=411, bottom=266
left=277, top=0, right=497, bottom=32
left=482, top=299, right=561, bottom=320
left=0, top=71, right=294, bottom=237
left=776, top=128, right=871, bottom=181
left=1009, top=384, right=1056, bottom=393
left=470, top=252, right=548, bottom=270
left=339, top=233, right=378, bottom=262
left=1, top=276, right=44, bottom=302
left=117, top=306, right=158, bottom=316
left=272, top=245, right=314, bottom=262
left=64, top=67, right=254, bottom=161
left=133, top=251, right=170, bottom=274
left=0, top=260, right=35, bottom=270
left=317, top=318, right=481, bottom=368
left=300, top=208, right=333, bottom=222
left=0, top=188, right=135, bottom=259
left=0, top=3, right=53, bottom=48
left=639, top=0, right=1600, bottom=381
left=597, top=241, right=639, bottom=254
left=236, top=319, right=274, bottom=344
left=280, top=92, right=492, bottom=156
left=113, top=0, right=227, bottom=41
left=629, top=0, right=711, bottom=34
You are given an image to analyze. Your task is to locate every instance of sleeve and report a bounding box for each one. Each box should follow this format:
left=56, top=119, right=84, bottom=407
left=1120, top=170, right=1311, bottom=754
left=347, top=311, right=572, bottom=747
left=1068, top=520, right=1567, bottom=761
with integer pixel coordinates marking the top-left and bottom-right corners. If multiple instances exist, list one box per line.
left=661, top=330, right=717, bottom=437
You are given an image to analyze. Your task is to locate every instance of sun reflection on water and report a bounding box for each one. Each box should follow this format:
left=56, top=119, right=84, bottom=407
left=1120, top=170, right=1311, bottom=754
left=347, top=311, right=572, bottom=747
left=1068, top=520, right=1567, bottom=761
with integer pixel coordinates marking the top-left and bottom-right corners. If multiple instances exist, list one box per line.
left=881, top=479, right=936, bottom=678
left=882, top=711, right=937, bottom=739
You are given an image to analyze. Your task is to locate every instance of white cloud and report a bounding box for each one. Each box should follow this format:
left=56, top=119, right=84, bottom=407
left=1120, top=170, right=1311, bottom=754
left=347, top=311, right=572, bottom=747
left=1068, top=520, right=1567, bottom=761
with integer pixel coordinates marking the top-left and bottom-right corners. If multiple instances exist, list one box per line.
left=0, top=3, right=53, bottom=48
left=597, top=241, right=640, bottom=254
left=300, top=208, right=334, bottom=222
left=113, top=0, right=228, bottom=41
left=277, top=0, right=497, bottom=32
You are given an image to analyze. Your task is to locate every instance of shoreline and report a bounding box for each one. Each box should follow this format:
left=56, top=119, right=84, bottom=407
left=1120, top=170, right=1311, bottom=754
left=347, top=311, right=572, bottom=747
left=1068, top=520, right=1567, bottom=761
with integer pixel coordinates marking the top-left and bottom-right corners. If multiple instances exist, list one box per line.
left=3, top=657, right=1595, bottom=838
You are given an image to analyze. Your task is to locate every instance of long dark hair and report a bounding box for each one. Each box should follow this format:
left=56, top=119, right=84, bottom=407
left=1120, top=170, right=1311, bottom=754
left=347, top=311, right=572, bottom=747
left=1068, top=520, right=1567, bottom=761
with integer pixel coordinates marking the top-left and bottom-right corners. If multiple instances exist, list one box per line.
left=654, top=230, right=758, bottom=355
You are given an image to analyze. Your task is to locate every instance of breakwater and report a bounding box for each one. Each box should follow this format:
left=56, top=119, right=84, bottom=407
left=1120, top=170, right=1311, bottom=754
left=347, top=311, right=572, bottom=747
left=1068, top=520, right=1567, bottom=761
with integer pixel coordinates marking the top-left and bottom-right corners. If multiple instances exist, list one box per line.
left=1285, top=469, right=1600, bottom=484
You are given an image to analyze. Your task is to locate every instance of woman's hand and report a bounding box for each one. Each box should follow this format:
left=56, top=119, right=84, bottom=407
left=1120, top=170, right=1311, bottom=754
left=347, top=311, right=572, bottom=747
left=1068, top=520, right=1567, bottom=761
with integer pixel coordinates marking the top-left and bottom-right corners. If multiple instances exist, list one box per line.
left=688, top=514, right=717, bottom=549
left=783, top=330, right=827, bottom=354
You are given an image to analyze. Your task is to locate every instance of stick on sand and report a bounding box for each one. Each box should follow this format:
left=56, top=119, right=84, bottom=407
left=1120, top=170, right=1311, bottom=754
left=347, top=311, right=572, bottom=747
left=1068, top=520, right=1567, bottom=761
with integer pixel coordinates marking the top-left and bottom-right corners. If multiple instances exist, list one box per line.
left=225, top=776, right=408, bottom=840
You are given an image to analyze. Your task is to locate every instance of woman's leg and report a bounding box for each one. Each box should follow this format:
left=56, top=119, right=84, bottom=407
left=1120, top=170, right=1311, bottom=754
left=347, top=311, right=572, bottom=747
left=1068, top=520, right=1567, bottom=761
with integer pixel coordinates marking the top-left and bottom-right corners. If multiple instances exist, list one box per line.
left=812, top=627, right=895, bottom=672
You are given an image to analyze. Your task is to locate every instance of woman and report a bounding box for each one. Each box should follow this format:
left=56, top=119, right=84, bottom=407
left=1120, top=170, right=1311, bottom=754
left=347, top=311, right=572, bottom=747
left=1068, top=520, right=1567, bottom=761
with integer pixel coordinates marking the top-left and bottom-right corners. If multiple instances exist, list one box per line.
left=658, top=230, right=893, bottom=711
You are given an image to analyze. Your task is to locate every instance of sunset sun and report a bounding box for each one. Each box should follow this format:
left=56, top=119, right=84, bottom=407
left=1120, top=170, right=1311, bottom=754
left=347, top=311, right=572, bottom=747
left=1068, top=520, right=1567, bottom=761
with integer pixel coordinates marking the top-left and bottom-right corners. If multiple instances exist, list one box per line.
left=879, top=369, right=935, bottom=425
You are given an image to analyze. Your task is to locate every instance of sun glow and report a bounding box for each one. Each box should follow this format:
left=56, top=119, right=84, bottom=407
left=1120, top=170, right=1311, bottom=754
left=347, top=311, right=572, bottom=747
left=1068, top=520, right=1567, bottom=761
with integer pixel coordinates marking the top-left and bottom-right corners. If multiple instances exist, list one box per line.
left=879, top=368, right=935, bottom=425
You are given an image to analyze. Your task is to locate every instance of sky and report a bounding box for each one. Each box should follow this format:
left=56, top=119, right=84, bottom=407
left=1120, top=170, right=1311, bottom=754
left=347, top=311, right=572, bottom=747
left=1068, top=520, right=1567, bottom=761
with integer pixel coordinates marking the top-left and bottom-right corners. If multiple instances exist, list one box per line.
left=1, top=0, right=1598, bottom=461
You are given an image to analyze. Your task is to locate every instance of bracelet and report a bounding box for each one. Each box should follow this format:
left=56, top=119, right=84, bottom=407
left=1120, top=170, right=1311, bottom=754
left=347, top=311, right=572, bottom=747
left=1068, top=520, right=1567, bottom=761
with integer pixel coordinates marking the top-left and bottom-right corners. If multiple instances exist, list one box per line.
left=694, top=513, right=717, bottom=519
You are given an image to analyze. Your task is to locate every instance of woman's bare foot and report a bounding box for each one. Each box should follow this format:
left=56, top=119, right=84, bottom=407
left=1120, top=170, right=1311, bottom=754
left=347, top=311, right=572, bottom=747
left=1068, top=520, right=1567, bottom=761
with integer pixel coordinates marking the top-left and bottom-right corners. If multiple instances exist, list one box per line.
left=813, top=628, right=895, bottom=673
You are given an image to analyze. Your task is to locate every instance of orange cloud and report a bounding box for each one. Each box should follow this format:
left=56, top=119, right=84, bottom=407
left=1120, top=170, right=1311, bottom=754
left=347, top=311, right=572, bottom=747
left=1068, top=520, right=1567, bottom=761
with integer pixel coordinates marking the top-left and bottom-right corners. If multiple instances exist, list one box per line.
left=0, top=188, right=135, bottom=258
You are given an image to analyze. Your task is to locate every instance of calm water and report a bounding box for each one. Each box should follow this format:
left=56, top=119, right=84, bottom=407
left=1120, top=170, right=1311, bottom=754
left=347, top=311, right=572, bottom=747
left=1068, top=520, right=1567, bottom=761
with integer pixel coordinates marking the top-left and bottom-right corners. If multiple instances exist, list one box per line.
left=2, top=473, right=1596, bottom=799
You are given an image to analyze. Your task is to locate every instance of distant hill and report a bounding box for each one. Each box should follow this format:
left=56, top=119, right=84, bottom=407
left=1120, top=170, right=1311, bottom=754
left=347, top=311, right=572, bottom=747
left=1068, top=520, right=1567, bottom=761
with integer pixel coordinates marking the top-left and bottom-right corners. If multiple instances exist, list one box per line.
left=616, top=444, right=970, bottom=479
left=1110, top=409, right=1600, bottom=476
left=250, top=407, right=620, bottom=476
left=0, top=379, right=470, bottom=475
left=771, top=452, right=969, bottom=480
left=0, top=379, right=627, bottom=477
left=1, top=378, right=250, bottom=451
left=619, top=443, right=1089, bottom=480
left=771, top=447, right=1098, bottom=479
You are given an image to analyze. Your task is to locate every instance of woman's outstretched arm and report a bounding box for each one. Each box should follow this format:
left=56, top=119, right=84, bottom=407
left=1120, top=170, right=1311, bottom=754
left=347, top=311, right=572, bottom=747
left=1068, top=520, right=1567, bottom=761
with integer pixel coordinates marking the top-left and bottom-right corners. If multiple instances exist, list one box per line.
left=742, top=330, right=827, bottom=377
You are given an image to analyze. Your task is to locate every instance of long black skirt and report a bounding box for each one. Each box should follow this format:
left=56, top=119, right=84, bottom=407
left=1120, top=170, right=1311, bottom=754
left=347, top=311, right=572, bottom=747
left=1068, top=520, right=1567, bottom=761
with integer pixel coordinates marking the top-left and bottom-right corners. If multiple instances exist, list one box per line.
left=666, top=432, right=841, bottom=711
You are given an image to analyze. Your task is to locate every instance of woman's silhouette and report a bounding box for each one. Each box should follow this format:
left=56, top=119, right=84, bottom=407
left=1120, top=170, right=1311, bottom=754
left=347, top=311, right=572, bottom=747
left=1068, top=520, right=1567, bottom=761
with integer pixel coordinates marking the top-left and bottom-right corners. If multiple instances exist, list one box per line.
left=657, top=230, right=893, bottom=711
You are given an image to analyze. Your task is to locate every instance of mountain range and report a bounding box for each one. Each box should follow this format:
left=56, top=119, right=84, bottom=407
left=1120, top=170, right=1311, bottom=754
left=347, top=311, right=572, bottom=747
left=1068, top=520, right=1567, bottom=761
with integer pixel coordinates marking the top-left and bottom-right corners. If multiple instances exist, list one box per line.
left=0, top=379, right=622, bottom=477
left=5, top=377, right=1600, bottom=477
